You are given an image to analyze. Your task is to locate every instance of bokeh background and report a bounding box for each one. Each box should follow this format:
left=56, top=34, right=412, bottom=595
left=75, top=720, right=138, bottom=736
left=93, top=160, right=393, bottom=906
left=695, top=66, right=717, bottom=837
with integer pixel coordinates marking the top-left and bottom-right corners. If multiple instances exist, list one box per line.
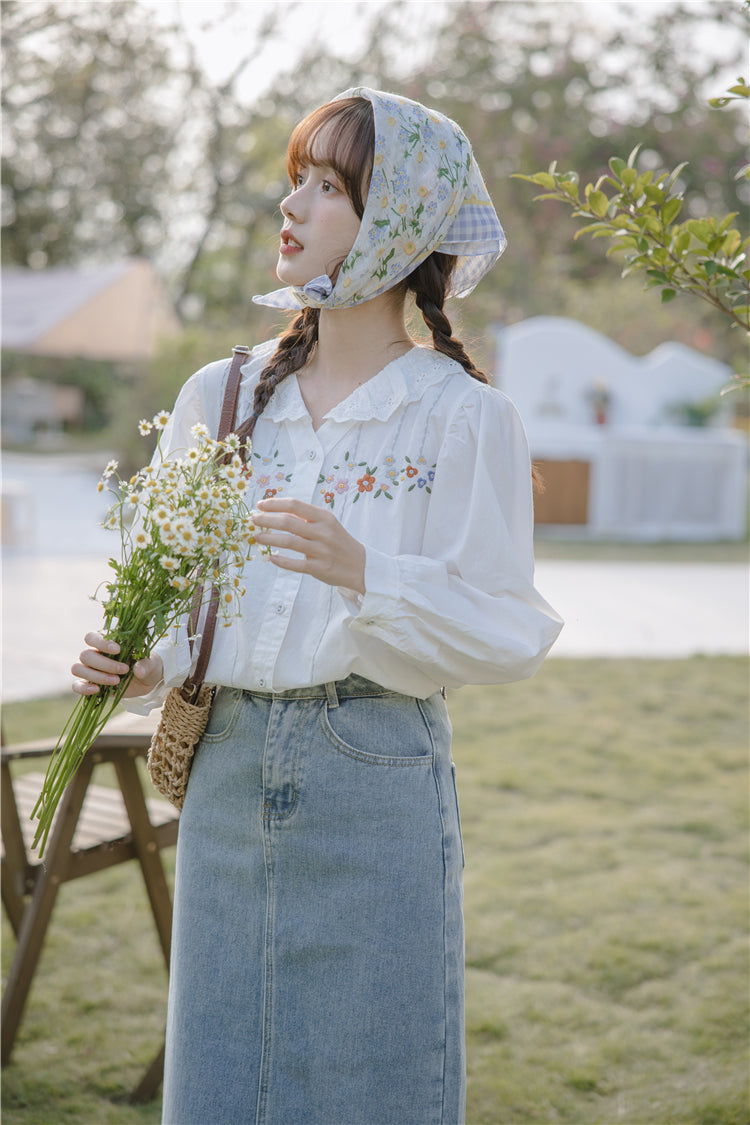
left=1, top=2, right=748, bottom=1123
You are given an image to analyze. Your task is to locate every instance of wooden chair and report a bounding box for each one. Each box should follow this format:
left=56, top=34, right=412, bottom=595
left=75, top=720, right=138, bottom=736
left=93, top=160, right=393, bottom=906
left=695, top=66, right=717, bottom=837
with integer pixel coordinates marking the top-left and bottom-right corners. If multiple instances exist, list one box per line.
left=1, top=717, right=179, bottom=1102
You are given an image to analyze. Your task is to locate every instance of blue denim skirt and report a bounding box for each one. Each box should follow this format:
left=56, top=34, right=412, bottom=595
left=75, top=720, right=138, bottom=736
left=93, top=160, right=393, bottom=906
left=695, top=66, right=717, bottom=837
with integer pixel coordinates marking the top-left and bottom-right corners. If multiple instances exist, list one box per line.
left=162, top=675, right=465, bottom=1125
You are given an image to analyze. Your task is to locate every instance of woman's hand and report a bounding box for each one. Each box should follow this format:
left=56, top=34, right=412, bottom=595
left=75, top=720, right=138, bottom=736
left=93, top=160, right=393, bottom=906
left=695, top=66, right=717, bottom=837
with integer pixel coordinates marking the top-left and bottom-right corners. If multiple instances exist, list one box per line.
left=253, top=498, right=366, bottom=595
left=71, top=633, right=164, bottom=698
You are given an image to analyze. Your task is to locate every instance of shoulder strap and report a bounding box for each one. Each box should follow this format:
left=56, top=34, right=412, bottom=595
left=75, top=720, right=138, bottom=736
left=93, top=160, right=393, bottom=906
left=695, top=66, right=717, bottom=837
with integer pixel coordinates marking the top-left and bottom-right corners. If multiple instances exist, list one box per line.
left=183, top=345, right=249, bottom=698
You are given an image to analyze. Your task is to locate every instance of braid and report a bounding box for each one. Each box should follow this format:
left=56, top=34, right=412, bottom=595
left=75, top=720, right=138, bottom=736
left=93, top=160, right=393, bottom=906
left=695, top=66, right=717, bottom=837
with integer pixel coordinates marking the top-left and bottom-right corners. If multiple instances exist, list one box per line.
left=408, top=251, right=543, bottom=491
left=408, top=252, right=489, bottom=384
left=235, top=307, right=319, bottom=453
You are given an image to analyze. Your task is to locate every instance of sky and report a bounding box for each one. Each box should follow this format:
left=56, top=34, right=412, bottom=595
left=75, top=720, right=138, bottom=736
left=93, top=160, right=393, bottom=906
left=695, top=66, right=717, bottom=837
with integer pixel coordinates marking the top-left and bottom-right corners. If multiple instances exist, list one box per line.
left=155, top=0, right=747, bottom=106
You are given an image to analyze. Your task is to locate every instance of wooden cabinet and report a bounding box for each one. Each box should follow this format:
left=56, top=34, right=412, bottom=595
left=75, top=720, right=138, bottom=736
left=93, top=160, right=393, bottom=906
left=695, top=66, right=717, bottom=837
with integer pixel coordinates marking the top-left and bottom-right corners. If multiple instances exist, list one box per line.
left=533, top=459, right=590, bottom=525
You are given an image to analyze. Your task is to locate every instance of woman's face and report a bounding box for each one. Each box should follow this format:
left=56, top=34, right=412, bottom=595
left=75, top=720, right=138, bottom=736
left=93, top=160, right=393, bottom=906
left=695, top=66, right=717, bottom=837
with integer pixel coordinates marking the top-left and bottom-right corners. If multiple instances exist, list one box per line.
left=276, top=124, right=363, bottom=288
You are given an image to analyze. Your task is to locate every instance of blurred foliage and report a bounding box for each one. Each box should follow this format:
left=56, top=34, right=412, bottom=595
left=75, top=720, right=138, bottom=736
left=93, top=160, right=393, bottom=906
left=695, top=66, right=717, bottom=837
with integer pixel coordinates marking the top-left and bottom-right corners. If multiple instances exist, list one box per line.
left=0, top=349, right=130, bottom=430
left=105, top=328, right=240, bottom=474
left=2, top=0, right=748, bottom=381
left=514, top=68, right=750, bottom=385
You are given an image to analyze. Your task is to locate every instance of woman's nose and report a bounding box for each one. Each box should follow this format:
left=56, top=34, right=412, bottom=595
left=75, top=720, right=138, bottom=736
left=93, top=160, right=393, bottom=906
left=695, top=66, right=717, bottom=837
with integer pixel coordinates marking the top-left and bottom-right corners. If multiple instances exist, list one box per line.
left=281, top=188, right=303, bottom=221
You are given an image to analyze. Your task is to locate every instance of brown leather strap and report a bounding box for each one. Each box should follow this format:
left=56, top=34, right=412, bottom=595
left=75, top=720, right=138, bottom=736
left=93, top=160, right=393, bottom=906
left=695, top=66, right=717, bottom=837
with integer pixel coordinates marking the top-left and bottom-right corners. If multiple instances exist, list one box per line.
left=182, top=345, right=249, bottom=700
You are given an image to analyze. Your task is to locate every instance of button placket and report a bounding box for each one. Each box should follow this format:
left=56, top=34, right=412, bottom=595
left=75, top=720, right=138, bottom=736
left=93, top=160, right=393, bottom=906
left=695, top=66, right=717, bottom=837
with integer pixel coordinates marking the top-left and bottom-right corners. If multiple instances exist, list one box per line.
left=253, top=570, right=300, bottom=689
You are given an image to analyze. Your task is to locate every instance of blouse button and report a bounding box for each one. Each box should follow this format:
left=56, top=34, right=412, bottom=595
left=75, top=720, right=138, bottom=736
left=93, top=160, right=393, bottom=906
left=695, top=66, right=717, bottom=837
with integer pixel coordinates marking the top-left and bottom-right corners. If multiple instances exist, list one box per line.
left=258, top=677, right=266, bottom=688
left=306, top=449, right=317, bottom=460
left=275, top=603, right=285, bottom=615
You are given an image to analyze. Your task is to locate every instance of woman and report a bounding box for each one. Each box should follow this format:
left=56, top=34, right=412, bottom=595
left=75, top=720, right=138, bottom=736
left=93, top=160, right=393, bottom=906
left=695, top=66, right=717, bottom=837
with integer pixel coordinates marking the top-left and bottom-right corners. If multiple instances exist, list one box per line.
left=74, top=88, right=562, bottom=1125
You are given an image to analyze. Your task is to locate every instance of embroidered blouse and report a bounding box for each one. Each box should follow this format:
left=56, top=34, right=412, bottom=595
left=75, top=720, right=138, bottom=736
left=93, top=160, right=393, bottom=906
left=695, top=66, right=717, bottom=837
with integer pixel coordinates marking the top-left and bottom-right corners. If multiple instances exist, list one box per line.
left=126, top=339, right=562, bottom=710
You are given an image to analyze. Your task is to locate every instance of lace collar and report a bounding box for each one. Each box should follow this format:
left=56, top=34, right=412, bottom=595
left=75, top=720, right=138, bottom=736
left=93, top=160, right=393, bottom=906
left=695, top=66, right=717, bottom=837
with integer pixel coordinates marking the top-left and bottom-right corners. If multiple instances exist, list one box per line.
left=257, top=346, right=460, bottom=427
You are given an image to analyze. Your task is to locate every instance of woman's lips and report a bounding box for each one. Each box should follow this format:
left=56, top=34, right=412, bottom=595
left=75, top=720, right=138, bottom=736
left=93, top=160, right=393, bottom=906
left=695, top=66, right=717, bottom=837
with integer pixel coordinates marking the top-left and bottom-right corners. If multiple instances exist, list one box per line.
left=280, top=230, right=303, bottom=254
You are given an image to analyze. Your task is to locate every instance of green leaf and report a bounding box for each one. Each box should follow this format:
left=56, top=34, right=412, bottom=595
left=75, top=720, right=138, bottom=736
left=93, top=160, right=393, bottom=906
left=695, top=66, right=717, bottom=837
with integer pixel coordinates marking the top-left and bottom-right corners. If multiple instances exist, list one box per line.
left=717, top=212, right=738, bottom=235
left=661, top=288, right=677, bottom=303
left=605, top=238, right=640, bottom=256
left=588, top=190, right=609, bottom=218
left=609, top=156, right=626, bottom=176
left=714, top=264, right=740, bottom=279
left=620, top=167, right=638, bottom=188
left=722, top=230, right=742, bottom=257
left=559, top=180, right=580, bottom=200
left=574, top=221, right=610, bottom=237
left=687, top=219, right=713, bottom=244
left=664, top=162, right=689, bottom=191
left=661, top=197, right=682, bottom=225
left=672, top=229, right=691, bottom=256
left=527, top=172, right=557, bottom=189
left=626, top=143, right=642, bottom=168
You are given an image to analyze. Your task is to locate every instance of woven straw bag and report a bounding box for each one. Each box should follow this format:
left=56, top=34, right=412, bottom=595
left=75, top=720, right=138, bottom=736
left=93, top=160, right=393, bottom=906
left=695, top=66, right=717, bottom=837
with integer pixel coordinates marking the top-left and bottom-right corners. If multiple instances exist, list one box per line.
left=147, top=682, right=215, bottom=809
left=146, top=346, right=248, bottom=809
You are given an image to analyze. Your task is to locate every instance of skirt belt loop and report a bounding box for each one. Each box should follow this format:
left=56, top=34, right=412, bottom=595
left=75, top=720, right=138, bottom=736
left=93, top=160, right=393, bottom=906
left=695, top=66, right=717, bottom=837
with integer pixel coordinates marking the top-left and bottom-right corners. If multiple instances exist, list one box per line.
left=325, top=681, right=340, bottom=709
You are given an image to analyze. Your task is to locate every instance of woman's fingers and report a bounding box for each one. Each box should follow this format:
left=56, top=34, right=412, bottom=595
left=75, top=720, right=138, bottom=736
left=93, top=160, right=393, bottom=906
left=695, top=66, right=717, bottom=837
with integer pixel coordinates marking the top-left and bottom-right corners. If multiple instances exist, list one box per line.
left=253, top=499, right=365, bottom=593
left=71, top=634, right=163, bottom=698
left=130, top=655, right=163, bottom=688
left=83, top=631, right=121, bottom=654
left=72, top=645, right=129, bottom=684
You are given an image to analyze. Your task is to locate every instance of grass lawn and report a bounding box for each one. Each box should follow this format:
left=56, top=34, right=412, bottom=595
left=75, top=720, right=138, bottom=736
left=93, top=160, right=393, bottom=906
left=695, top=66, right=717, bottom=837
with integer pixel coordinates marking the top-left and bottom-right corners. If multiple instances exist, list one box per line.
left=2, top=656, right=748, bottom=1124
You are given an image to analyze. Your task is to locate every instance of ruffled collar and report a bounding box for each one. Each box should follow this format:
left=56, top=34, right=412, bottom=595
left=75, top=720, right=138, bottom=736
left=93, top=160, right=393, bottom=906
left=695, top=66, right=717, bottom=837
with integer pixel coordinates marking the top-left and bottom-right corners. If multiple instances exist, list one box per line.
left=258, top=346, right=459, bottom=427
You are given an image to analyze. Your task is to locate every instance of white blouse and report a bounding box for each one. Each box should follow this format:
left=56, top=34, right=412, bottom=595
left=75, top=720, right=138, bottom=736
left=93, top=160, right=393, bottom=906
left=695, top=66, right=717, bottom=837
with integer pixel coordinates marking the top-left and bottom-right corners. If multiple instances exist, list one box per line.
left=126, top=339, right=562, bottom=711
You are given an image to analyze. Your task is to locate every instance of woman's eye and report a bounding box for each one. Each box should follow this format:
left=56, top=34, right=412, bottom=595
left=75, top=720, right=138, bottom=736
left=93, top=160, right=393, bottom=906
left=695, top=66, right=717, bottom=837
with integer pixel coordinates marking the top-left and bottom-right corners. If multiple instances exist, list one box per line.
left=321, top=180, right=338, bottom=193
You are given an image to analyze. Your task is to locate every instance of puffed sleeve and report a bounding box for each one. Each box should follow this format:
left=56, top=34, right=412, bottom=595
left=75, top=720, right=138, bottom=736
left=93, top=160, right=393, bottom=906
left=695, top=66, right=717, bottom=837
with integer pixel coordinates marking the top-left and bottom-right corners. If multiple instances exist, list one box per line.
left=347, top=388, right=563, bottom=686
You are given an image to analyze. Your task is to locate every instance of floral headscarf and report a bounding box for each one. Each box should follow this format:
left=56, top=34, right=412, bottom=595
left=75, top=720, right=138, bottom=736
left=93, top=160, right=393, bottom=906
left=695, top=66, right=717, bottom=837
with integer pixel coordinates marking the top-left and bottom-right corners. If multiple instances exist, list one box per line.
left=253, top=87, right=506, bottom=311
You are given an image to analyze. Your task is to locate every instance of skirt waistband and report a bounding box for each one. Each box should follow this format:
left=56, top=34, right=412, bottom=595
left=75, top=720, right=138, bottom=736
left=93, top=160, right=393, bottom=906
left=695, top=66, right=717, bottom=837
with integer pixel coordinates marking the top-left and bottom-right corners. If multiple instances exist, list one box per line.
left=237, top=674, right=401, bottom=707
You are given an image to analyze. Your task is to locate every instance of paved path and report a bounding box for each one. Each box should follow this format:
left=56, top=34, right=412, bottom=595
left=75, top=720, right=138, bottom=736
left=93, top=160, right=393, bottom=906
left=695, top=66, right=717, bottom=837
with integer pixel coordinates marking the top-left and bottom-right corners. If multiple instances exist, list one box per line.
left=2, top=452, right=747, bottom=702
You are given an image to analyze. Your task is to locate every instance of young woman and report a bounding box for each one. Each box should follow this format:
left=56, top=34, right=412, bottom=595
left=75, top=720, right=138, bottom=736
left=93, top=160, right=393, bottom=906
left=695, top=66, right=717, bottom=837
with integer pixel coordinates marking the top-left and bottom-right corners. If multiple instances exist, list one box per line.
left=73, top=88, right=562, bottom=1125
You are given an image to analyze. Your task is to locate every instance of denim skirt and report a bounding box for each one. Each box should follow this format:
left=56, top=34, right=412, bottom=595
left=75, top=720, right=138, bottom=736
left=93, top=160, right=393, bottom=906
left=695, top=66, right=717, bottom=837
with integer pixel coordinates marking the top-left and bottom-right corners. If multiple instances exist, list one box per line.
left=161, top=675, right=465, bottom=1125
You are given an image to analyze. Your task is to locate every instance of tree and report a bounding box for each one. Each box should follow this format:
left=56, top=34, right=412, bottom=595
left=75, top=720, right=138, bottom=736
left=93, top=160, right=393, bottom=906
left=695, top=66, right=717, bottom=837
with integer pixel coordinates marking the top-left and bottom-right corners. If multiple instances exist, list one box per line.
left=2, top=0, right=746, bottom=370
left=513, top=77, right=750, bottom=382
left=1, top=1, right=187, bottom=266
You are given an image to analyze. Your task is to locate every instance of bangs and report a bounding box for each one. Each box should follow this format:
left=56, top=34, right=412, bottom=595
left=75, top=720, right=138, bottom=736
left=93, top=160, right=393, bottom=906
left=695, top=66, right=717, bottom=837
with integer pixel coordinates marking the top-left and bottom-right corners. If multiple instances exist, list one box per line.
left=286, top=97, right=374, bottom=218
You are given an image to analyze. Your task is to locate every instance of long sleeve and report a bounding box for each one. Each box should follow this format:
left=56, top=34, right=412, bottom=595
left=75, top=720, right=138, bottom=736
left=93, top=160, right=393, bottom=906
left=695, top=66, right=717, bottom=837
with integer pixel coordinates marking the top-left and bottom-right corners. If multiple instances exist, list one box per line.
left=123, top=342, right=562, bottom=710
left=347, top=390, right=563, bottom=686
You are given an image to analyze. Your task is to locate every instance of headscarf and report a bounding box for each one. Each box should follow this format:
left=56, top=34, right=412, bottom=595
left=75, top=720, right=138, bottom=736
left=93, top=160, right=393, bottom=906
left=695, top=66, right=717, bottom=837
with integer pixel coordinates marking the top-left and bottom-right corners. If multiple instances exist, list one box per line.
left=253, top=86, right=506, bottom=311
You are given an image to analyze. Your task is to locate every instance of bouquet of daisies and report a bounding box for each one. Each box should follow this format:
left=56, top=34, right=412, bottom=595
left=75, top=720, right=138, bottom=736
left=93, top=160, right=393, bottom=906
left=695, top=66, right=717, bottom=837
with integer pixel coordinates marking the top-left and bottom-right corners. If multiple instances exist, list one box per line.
left=31, top=412, right=265, bottom=855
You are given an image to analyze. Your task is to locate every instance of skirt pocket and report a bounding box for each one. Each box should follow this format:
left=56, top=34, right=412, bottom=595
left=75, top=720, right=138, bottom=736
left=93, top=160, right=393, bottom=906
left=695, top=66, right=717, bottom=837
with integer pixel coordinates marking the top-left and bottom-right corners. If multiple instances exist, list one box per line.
left=199, top=687, right=244, bottom=744
left=320, top=695, right=436, bottom=766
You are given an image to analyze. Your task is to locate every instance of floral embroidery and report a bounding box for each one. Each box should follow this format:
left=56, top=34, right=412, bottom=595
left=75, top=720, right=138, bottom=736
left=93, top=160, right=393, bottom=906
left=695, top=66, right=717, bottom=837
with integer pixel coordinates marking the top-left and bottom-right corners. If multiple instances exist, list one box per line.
left=252, top=448, right=292, bottom=500
left=317, top=451, right=436, bottom=510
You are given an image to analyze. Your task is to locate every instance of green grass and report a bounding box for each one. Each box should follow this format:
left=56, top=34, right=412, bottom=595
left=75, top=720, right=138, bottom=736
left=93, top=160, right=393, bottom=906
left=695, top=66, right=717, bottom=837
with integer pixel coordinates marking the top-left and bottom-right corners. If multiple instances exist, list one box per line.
left=2, top=657, right=748, bottom=1124
left=532, top=536, right=748, bottom=563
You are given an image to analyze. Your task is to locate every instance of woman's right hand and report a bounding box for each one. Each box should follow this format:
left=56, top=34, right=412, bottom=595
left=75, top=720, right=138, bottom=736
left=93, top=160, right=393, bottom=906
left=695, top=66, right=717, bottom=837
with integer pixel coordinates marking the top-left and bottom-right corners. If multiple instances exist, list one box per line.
left=71, top=633, right=164, bottom=698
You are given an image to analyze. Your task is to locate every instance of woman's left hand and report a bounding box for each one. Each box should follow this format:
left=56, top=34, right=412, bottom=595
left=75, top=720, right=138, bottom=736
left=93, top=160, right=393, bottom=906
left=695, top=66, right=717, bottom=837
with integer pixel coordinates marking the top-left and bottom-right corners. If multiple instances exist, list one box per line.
left=253, top=498, right=366, bottom=595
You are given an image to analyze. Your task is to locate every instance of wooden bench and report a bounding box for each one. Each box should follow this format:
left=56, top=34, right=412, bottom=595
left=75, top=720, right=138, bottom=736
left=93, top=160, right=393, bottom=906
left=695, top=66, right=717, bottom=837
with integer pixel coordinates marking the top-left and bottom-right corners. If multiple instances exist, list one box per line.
left=1, top=721, right=179, bottom=1102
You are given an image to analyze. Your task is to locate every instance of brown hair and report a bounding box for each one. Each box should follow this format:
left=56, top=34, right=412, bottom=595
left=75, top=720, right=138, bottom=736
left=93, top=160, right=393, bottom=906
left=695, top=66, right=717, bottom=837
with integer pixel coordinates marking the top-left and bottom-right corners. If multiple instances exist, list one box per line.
left=236, top=98, right=493, bottom=450
left=286, top=97, right=374, bottom=219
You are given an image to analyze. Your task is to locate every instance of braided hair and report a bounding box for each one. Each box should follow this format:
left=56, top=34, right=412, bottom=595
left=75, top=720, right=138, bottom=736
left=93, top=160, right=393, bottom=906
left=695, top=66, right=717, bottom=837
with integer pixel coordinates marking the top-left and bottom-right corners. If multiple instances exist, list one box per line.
left=235, top=248, right=486, bottom=450
left=404, top=251, right=488, bottom=383
left=234, top=308, right=319, bottom=448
